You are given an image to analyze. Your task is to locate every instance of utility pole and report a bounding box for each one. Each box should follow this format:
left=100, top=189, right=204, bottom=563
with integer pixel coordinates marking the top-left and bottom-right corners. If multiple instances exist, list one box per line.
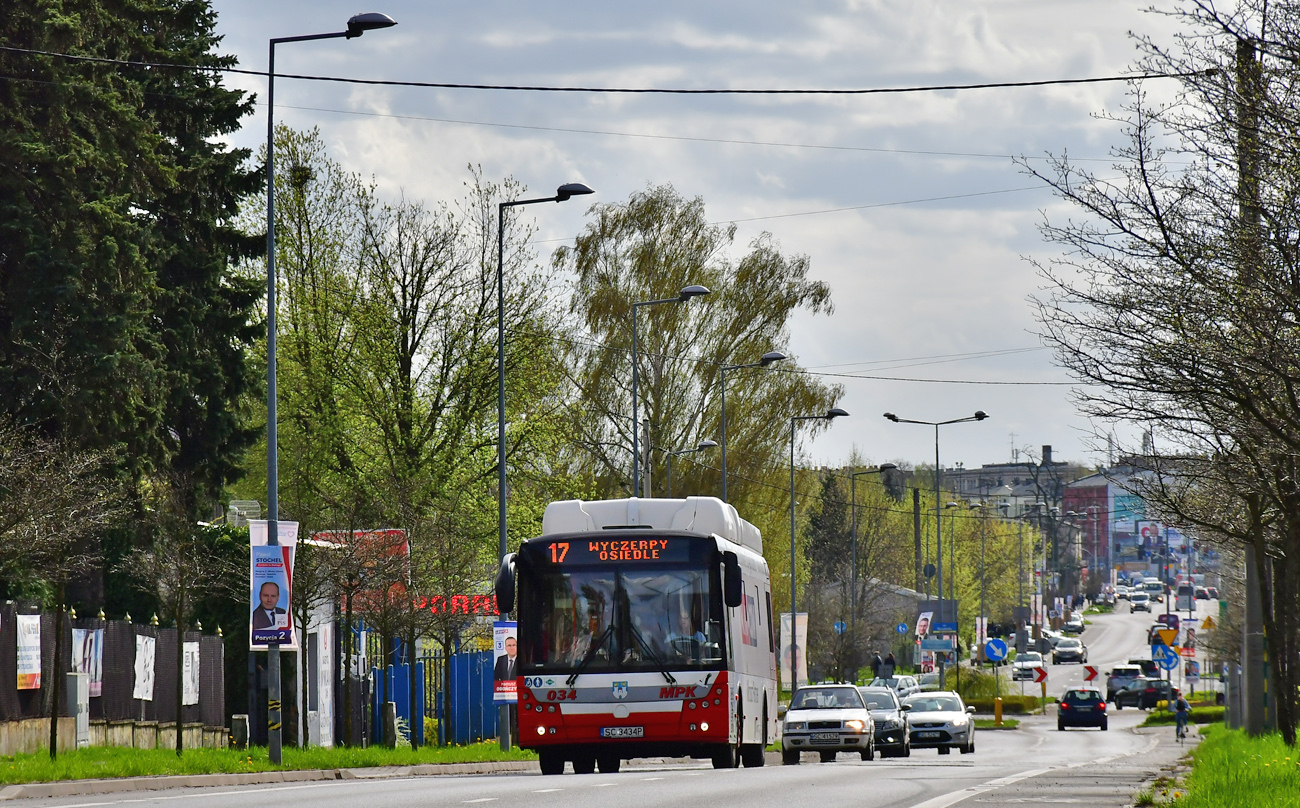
left=913, top=489, right=923, bottom=593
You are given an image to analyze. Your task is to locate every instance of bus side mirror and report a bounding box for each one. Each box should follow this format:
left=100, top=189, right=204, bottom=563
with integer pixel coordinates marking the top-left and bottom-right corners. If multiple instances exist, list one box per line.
left=495, top=553, right=517, bottom=613
left=723, top=551, right=742, bottom=608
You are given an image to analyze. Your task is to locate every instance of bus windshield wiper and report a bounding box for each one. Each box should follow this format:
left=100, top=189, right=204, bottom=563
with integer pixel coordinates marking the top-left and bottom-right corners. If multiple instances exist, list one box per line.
left=566, top=624, right=615, bottom=687
left=628, top=621, right=677, bottom=685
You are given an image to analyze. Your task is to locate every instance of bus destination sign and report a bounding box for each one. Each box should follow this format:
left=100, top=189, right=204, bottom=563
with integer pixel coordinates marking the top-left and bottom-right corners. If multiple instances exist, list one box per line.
left=542, top=537, right=693, bottom=564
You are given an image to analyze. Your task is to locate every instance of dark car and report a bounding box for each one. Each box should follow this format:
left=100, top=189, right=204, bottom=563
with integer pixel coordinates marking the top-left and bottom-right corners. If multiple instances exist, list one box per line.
left=1113, top=677, right=1180, bottom=710
left=1129, top=658, right=1160, bottom=679
left=1156, top=613, right=1180, bottom=630
left=1207, top=586, right=1220, bottom=599
left=1052, top=638, right=1087, bottom=664
left=1195, top=586, right=1210, bottom=600
left=858, top=686, right=910, bottom=758
left=1057, top=686, right=1108, bottom=730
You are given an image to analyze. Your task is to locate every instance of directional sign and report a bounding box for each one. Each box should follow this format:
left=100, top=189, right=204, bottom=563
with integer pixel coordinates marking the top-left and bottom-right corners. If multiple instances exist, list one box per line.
left=1034, top=666, right=1049, bottom=684
left=984, top=638, right=1008, bottom=662
left=1083, top=665, right=1099, bottom=682
left=1157, top=628, right=1179, bottom=647
left=833, top=621, right=847, bottom=635
left=896, top=622, right=909, bottom=634
left=1152, top=643, right=1180, bottom=670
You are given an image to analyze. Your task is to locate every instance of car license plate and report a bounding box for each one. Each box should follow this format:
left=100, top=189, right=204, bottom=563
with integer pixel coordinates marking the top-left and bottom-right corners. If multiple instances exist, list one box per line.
left=917, top=731, right=941, bottom=739
left=810, top=732, right=838, bottom=741
left=601, top=726, right=643, bottom=738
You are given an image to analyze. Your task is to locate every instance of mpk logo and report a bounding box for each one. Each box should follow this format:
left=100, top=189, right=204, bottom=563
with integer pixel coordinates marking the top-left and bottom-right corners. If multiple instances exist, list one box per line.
left=612, top=681, right=629, bottom=700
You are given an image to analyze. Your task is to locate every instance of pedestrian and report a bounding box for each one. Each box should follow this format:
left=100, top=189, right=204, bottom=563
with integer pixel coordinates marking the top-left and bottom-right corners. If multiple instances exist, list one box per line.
left=870, top=652, right=882, bottom=680
left=880, top=652, right=896, bottom=678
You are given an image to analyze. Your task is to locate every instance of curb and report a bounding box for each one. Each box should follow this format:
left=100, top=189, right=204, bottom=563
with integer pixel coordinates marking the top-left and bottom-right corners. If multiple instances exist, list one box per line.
left=0, top=761, right=538, bottom=801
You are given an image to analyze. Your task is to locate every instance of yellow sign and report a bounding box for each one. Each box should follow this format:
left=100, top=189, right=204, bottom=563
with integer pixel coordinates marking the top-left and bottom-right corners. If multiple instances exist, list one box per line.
left=1201, top=615, right=1216, bottom=631
left=1158, top=628, right=1179, bottom=647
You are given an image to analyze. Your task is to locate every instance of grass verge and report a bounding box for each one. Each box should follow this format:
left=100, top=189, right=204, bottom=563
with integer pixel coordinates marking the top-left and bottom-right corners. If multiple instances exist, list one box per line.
left=973, top=718, right=1018, bottom=730
left=1164, top=724, right=1300, bottom=807
left=1140, top=706, right=1225, bottom=727
left=0, top=742, right=536, bottom=785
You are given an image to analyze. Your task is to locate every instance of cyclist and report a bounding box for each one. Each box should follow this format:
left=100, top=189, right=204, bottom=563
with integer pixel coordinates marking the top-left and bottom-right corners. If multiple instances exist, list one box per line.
left=1173, top=693, right=1191, bottom=740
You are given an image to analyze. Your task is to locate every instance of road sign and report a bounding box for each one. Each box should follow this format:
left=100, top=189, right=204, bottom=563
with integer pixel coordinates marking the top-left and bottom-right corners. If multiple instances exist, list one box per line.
left=1153, top=643, right=1179, bottom=670
left=1201, top=615, right=1217, bottom=631
left=984, top=638, right=1008, bottom=662
left=833, top=621, right=847, bottom=635
left=933, top=622, right=958, bottom=632
left=921, top=637, right=956, bottom=651
left=896, top=622, right=908, bottom=634
left=1157, top=628, right=1179, bottom=647
left=1034, top=666, right=1048, bottom=684
left=1083, top=665, right=1099, bottom=682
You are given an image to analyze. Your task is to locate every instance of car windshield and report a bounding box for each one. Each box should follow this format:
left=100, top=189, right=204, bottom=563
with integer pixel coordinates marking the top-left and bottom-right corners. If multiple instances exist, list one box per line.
left=1020, top=652, right=1042, bottom=662
left=905, top=695, right=963, bottom=712
left=858, top=689, right=899, bottom=709
left=869, top=677, right=903, bottom=688
left=1066, top=689, right=1103, bottom=702
left=792, top=688, right=864, bottom=710
left=1059, top=640, right=1080, bottom=648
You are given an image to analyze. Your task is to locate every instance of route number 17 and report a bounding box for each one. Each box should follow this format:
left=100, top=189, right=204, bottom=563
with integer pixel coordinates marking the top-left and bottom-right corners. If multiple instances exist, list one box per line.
left=550, top=542, right=570, bottom=563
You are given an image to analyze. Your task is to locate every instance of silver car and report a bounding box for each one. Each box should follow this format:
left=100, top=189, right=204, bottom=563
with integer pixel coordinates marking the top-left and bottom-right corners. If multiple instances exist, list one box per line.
left=782, top=685, right=876, bottom=764
left=903, top=691, right=976, bottom=755
left=868, top=675, right=921, bottom=699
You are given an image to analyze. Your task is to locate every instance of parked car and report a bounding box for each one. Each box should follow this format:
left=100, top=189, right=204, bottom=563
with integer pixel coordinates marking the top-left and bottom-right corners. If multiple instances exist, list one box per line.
left=781, top=684, right=876, bottom=764
left=1012, top=651, right=1045, bottom=681
left=903, top=691, right=975, bottom=755
left=1130, top=592, right=1152, bottom=612
left=1113, top=677, right=1180, bottom=710
left=858, top=686, right=911, bottom=758
left=1053, top=638, right=1088, bottom=664
left=868, top=675, right=921, bottom=699
left=1057, top=686, right=1109, bottom=730
left=1105, top=664, right=1144, bottom=703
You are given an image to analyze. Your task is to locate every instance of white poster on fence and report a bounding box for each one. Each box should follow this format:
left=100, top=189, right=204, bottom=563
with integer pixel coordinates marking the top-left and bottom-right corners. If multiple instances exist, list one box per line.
left=182, top=641, right=200, bottom=705
left=16, top=614, right=41, bottom=690
left=71, top=628, right=104, bottom=697
left=133, top=634, right=156, bottom=701
left=779, top=612, right=809, bottom=690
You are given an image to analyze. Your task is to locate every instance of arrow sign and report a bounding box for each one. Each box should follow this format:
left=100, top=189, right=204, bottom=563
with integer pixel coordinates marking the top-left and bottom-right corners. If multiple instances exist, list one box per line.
left=896, top=622, right=909, bottom=634
left=1083, top=665, right=1099, bottom=682
left=1034, top=666, right=1048, bottom=684
left=984, top=638, right=1008, bottom=662
left=1153, top=644, right=1179, bottom=670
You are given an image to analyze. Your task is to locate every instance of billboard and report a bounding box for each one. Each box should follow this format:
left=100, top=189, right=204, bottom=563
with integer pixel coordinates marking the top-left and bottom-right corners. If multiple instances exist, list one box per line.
left=493, top=621, right=518, bottom=703
left=250, top=520, right=298, bottom=650
left=16, top=615, right=40, bottom=690
left=779, top=612, right=808, bottom=690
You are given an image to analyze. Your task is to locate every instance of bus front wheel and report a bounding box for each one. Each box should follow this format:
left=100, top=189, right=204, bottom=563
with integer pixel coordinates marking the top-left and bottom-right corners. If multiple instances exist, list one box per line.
left=711, top=743, right=738, bottom=769
left=539, top=750, right=564, bottom=775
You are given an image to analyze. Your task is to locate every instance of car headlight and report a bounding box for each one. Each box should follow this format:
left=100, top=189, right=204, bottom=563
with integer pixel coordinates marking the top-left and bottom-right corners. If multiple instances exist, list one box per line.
left=950, top=716, right=968, bottom=727
left=786, top=721, right=806, bottom=731
left=886, top=718, right=904, bottom=729
left=845, top=719, right=866, bottom=732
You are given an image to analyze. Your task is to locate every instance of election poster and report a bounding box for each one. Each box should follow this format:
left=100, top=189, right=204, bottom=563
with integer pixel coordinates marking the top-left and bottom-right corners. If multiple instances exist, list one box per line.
left=779, top=612, right=809, bottom=690
left=16, top=615, right=41, bottom=690
left=493, top=621, right=518, bottom=703
left=916, top=611, right=933, bottom=637
left=133, top=634, right=156, bottom=701
left=182, top=642, right=200, bottom=705
left=249, top=520, right=298, bottom=650
left=71, top=628, right=104, bottom=697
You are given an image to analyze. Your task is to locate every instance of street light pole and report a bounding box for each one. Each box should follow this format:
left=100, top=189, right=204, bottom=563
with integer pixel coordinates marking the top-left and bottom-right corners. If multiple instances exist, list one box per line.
left=883, top=411, right=988, bottom=688
left=265, top=12, right=395, bottom=766
left=666, top=439, right=718, bottom=497
left=789, top=407, right=849, bottom=691
left=631, top=286, right=711, bottom=497
left=719, top=351, right=786, bottom=502
left=850, top=465, right=897, bottom=644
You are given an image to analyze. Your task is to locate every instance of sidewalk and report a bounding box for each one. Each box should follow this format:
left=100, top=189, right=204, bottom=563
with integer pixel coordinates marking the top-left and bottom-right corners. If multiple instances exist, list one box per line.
left=0, top=760, right=539, bottom=801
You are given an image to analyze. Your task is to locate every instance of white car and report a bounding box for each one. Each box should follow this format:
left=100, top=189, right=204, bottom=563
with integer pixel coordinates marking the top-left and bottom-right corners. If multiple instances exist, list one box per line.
left=1130, top=592, right=1152, bottom=613
left=1012, top=651, right=1045, bottom=681
left=868, top=675, right=921, bottom=699
left=782, top=685, right=876, bottom=764
left=902, top=691, right=976, bottom=755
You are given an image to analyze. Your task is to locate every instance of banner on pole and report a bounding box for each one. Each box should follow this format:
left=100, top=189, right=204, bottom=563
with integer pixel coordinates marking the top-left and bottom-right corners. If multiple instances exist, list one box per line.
left=779, top=613, right=808, bottom=689
left=249, top=520, right=298, bottom=650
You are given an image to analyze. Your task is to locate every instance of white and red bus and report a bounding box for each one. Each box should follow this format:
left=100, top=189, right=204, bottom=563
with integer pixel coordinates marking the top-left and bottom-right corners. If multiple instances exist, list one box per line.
left=495, top=496, right=777, bottom=775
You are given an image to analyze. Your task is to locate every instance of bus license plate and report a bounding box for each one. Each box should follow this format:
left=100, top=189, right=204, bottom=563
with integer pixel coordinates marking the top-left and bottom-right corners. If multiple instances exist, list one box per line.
left=601, top=726, right=644, bottom=738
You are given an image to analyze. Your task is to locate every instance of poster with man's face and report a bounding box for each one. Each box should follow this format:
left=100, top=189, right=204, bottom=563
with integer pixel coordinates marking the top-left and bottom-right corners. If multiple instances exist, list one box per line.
left=249, top=520, right=298, bottom=650
left=493, top=621, right=518, bottom=703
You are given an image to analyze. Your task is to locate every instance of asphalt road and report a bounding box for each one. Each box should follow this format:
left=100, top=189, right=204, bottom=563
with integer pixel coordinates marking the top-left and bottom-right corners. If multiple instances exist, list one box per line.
left=15, top=604, right=1202, bottom=808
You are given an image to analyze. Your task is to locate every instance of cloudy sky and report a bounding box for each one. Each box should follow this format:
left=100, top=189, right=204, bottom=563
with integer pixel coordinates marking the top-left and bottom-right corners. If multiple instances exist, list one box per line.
left=209, top=0, right=1187, bottom=474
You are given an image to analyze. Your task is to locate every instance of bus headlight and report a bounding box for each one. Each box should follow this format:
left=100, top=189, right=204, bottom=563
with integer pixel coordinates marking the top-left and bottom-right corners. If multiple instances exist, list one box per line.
left=700, top=722, right=709, bottom=732
left=536, top=726, right=546, bottom=735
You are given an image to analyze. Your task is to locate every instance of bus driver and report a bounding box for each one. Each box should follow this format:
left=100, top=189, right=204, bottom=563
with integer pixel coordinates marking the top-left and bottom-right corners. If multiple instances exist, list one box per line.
left=667, top=603, right=707, bottom=659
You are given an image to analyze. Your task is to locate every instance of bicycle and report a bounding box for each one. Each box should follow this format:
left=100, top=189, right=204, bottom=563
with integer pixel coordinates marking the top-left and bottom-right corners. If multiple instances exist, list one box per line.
left=1175, top=709, right=1189, bottom=743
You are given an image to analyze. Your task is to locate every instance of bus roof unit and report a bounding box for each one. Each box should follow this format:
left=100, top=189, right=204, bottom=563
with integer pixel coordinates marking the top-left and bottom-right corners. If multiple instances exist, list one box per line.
left=542, top=496, right=762, bottom=555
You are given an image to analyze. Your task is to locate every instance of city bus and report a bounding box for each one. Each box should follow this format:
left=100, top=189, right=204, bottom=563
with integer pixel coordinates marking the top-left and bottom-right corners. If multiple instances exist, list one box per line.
left=495, top=496, right=777, bottom=775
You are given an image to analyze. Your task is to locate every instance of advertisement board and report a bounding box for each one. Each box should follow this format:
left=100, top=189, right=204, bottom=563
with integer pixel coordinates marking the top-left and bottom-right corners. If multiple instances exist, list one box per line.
left=493, top=621, right=518, bottom=703
left=779, top=612, right=809, bottom=690
left=249, top=520, right=298, bottom=650
left=16, top=615, right=40, bottom=690
left=71, top=628, right=104, bottom=697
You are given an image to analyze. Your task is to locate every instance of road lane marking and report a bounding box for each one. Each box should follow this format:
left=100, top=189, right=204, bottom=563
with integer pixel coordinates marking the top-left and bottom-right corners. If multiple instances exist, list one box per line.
left=532, top=789, right=564, bottom=793
left=640, top=777, right=663, bottom=781
left=593, top=783, right=617, bottom=787
left=464, top=799, right=498, bottom=803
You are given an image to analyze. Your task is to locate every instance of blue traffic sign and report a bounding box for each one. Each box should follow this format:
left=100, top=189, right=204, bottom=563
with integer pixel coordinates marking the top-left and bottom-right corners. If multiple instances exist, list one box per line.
left=896, top=623, right=909, bottom=635
left=984, top=638, right=1008, bottom=662
left=933, top=622, right=958, bottom=632
left=833, top=620, right=847, bottom=635
left=1152, top=643, right=1179, bottom=670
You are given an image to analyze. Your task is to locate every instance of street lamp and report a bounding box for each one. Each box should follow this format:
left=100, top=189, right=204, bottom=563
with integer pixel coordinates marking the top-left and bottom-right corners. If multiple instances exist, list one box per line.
left=264, top=11, right=395, bottom=766
left=789, top=407, right=849, bottom=690
left=497, top=183, right=594, bottom=563
left=665, top=439, right=718, bottom=497
left=719, top=351, right=787, bottom=502
left=883, top=410, right=987, bottom=688
left=849, top=464, right=897, bottom=640
left=631, top=286, right=711, bottom=497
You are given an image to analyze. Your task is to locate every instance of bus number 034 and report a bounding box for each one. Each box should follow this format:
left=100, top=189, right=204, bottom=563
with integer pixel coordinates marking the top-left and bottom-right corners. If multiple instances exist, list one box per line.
left=547, top=689, right=578, bottom=701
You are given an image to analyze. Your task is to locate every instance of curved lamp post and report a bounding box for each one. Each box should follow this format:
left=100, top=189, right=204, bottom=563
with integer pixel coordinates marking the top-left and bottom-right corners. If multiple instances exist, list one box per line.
left=883, top=410, right=987, bottom=688
left=789, top=407, right=849, bottom=690
left=497, top=183, right=593, bottom=563
left=666, top=439, right=718, bottom=497
left=631, top=286, right=710, bottom=497
left=719, top=351, right=787, bottom=502
left=264, top=12, right=396, bottom=766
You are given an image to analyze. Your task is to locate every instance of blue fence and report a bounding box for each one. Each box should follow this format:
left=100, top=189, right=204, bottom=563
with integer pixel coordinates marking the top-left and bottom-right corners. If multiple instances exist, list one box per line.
left=444, top=650, right=496, bottom=745
left=370, top=662, right=425, bottom=746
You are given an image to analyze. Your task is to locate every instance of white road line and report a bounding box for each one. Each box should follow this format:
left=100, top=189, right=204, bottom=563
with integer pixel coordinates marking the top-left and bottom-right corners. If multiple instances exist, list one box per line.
left=532, top=789, right=564, bottom=793
left=464, top=799, right=498, bottom=803
left=640, top=777, right=664, bottom=781
left=44, top=782, right=362, bottom=808
left=593, top=783, right=617, bottom=787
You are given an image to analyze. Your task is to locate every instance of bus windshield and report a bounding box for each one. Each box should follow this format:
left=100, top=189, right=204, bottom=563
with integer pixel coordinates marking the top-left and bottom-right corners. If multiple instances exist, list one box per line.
left=520, top=565, right=723, bottom=672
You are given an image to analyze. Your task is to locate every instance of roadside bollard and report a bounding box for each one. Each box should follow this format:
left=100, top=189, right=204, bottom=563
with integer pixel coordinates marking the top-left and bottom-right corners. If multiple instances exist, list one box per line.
left=994, top=697, right=1003, bottom=727
left=383, top=701, right=398, bottom=748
